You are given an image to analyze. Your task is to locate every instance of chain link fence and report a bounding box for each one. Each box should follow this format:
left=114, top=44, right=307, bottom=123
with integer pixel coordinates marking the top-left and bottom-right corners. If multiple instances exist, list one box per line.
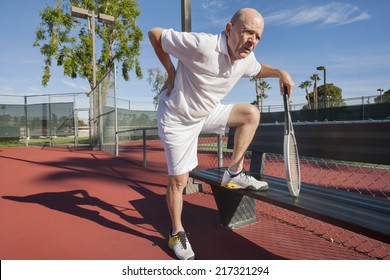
left=0, top=93, right=90, bottom=147
left=262, top=94, right=387, bottom=113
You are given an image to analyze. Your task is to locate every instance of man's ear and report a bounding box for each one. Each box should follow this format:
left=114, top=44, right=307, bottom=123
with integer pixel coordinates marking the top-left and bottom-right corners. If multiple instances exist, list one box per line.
left=225, top=22, right=232, bottom=36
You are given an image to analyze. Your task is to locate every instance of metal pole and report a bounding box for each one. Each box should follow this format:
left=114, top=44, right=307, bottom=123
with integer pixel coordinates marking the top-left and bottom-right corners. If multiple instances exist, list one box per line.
left=89, top=93, right=92, bottom=146
left=48, top=95, right=52, bottom=147
left=91, top=12, right=97, bottom=89
left=377, top=89, right=384, bottom=103
left=98, top=84, right=103, bottom=149
left=317, top=66, right=327, bottom=107
left=181, top=0, right=191, bottom=32
left=217, top=134, right=223, bottom=168
left=114, top=63, right=119, bottom=157
left=73, top=93, right=78, bottom=146
left=323, top=68, right=327, bottom=98
left=128, top=100, right=132, bottom=141
left=71, top=6, right=115, bottom=148
left=24, top=96, right=28, bottom=147
left=90, top=13, right=98, bottom=147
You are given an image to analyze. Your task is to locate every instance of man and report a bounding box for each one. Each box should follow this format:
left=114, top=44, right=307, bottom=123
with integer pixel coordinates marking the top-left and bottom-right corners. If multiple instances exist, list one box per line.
left=148, top=8, right=294, bottom=260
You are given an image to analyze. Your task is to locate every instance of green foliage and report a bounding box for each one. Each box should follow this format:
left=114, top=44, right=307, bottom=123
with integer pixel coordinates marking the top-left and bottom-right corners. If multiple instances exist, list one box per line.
left=374, top=89, right=390, bottom=103
left=304, top=83, right=345, bottom=109
left=249, top=77, right=270, bottom=110
left=34, top=0, right=143, bottom=89
left=299, top=80, right=312, bottom=109
left=147, top=67, right=168, bottom=110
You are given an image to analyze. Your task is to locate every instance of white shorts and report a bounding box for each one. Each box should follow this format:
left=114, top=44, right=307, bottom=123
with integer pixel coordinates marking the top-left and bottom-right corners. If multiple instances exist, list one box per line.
left=157, top=103, right=234, bottom=175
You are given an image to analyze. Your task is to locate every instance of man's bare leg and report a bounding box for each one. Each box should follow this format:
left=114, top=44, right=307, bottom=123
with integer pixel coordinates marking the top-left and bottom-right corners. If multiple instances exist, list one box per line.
left=166, top=173, right=188, bottom=234
left=166, top=172, right=195, bottom=260
left=226, top=104, right=260, bottom=172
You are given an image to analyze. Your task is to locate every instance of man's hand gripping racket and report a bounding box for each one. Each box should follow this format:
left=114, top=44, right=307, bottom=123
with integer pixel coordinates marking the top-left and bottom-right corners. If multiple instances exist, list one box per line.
left=283, top=86, right=301, bottom=196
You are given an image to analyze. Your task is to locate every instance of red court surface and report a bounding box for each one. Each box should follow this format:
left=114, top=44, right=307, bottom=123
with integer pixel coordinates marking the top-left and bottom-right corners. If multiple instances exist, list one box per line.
left=0, top=145, right=379, bottom=260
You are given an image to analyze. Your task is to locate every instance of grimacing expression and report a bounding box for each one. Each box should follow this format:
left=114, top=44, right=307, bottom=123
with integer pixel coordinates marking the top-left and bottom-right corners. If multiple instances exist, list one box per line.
left=226, top=14, right=264, bottom=62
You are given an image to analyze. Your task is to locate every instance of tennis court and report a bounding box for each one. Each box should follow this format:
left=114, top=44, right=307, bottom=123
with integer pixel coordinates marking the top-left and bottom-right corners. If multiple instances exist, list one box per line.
left=0, top=144, right=386, bottom=260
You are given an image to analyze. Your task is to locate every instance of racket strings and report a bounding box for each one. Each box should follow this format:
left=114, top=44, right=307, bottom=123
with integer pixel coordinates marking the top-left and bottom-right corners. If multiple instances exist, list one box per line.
left=288, top=136, right=300, bottom=187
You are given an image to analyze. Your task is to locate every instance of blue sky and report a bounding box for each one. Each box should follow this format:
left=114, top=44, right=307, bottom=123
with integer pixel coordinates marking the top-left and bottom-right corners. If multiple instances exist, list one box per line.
left=0, top=0, right=389, bottom=110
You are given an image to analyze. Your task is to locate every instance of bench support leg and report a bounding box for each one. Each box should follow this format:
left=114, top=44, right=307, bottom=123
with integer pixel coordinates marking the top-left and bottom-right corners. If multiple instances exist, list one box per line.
left=211, top=185, right=257, bottom=228
left=184, top=177, right=203, bottom=194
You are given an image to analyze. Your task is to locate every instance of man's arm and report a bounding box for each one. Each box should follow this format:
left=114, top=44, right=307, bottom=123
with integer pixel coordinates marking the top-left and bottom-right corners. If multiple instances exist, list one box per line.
left=148, top=28, right=176, bottom=96
left=256, top=64, right=294, bottom=96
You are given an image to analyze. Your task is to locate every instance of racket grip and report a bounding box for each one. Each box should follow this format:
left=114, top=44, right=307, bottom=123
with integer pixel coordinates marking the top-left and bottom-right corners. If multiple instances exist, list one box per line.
left=283, top=85, right=288, bottom=96
left=283, top=86, right=289, bottom=113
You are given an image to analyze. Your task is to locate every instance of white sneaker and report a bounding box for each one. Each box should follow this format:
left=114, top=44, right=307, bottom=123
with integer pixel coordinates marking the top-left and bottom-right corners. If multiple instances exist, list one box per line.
left=168, top=231, right=195, bottom=260
left=221, top=169, right=268, bottom=191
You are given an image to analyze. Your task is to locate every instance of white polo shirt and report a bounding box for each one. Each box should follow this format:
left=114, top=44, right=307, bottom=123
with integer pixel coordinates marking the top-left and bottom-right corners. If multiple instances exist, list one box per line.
left=160, top=29, right=261, bottom=123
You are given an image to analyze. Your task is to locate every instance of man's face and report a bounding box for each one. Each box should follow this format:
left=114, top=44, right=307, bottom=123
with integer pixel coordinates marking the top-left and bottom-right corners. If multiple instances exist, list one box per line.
left=226, top=15, right=264, bottom=63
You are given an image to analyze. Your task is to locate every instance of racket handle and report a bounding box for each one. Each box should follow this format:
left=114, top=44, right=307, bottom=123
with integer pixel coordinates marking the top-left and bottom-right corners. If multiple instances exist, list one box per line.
left=283, top=86, right=289, bottom=112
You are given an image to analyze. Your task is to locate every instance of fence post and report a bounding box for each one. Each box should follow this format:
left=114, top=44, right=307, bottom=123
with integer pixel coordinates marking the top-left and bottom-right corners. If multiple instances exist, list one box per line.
left=48, top=95, right=53, bottom=147
left=98, top=84, right=103, bottom=150
left=73, top=94, right=78, bottom=146
left=24, top=96, right=29, bottom=147
left=218, top=134, right=223, bottom=168
left=89, top=93, right=93, bottom=146
left=114, top=63, right=119, bottom=157
left=128, top=100, right=132, bottom=141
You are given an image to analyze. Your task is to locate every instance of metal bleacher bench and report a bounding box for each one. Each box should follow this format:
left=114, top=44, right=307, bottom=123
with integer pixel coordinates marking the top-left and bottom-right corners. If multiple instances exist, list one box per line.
left=189, top=121, right=390, bottom=244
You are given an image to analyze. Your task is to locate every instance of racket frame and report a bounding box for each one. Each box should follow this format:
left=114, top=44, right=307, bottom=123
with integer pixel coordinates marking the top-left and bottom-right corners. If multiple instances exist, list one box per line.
left=283, top=87, right=301, bottom=197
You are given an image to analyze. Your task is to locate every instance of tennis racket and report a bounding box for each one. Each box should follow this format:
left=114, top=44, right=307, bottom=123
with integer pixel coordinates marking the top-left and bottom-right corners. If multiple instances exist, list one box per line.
left=283, top=86, right=301, bottom=197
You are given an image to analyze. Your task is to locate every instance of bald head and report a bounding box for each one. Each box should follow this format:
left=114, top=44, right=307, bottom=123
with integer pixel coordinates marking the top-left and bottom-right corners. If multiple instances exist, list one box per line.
left=230, top=8, right=264, bottom=27
left=226, top=8, right=264, bottom=62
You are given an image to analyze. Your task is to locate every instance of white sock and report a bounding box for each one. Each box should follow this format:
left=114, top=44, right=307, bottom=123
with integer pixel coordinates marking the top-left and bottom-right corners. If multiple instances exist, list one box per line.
left=227, top=168, right=241, bottom=176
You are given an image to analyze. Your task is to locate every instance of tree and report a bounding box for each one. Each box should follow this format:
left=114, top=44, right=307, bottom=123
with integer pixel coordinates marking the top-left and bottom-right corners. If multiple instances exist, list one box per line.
left=305, top=83, right=345, bottom=109
left=147, top=68, right=168, bottom=111
left=374, top=89, right=390, bottom=103
left=33, top=0, right=143, bottom=89
left=250, top=77, right=270, bottom=111
left=299, top=80, right=312, bottom=109
left=310, top=74, right=320, bottom=109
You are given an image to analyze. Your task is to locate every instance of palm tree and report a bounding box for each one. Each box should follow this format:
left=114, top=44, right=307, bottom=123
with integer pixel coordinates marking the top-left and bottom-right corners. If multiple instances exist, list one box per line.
left=299, top=80, right=312, bottom=109
left=250, top=77, right=271, bottom=111
left=310, top=74, right=321, bottom=109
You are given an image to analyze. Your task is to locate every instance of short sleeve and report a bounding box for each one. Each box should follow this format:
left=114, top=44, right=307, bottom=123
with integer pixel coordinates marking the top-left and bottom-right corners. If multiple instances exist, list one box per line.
left=161, top=29, right=200, bottom=66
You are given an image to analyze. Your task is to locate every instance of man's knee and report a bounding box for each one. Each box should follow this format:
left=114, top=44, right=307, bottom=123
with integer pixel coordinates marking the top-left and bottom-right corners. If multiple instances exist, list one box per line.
left=228, top=104, right=260, bottom=127
left=241, top=104, right=260, bottom=125
left=168, top=174, right=189, bottom=192
left=248, top=105, right=260, bottom=123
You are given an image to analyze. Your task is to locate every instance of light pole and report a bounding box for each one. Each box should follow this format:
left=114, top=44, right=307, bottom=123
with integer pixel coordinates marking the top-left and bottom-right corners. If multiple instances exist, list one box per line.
left=317, top=66, right=327, bottom=99
left=181, top=0, right=191, bottom=32
left=71, top=6, right=115, bottom=88
left=71, top=6, right=115, bottom=146
left=377, top=88, right=384, bottom=103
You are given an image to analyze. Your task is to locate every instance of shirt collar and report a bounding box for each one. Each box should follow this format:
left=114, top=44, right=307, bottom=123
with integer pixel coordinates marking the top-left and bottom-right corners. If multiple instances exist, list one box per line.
left=217, top=31, right=229, bottom=55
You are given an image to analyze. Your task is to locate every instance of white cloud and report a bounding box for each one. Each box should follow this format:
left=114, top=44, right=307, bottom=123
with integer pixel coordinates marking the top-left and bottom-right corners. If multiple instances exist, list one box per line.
left=265, top=2, right=371, bottom=27
left=201, top=0, right=225, bottom=10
